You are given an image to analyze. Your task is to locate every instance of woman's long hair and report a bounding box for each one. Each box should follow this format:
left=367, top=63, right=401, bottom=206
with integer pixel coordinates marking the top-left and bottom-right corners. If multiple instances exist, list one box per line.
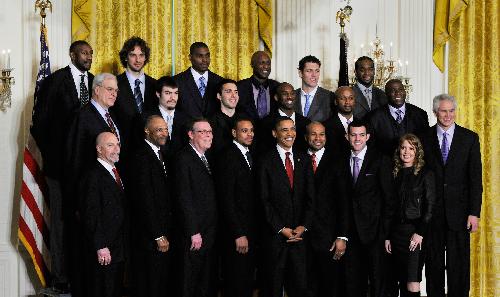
left=393, top=133, right=425, bottom=177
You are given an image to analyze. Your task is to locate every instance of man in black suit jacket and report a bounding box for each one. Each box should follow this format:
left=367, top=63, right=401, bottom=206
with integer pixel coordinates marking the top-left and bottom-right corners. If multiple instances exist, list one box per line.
left=421, top=94, right=482, bottom=297
left=294, top=55, right=334, bottom=122
left=112, top=37, right=158, bottom=153
left=80, top=132, right=126, bottom=297
left=174, top=42, right=224, bottom=118
left=343, top=120, right=394, bottom=297
left=129, top=116, right=174, bottom=297
left=143, top=76, right=189, bottom=162
left=215, top=118, right=257, bottom=297
left=305, top=122, right=349, bottom=297
left=258, top=116, right=314, bottom=297
left=257, top=82, right=311, bottom=155
left=367, top=79, right=429, bottom=157
left=175, top=118, right=218, bottom=297
left=323, top=86, right=357, bottom=158
left=236, top=51, right=280, bottom=121
left=30, top=40, right=93, bottom=291
left=352, top=56, right=387, bottom=119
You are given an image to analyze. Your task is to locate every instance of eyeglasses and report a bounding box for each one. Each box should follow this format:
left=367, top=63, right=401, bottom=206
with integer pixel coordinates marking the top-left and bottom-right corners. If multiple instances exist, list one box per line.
left=193, top=130, right=213, bottom=135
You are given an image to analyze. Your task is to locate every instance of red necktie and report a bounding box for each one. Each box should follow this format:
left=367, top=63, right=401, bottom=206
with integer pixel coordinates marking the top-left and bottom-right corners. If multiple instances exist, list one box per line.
left=311, top=153, right=317, bottom=174
left=105, top=112, right=119, bottom=140
left=285, top=152, right=294, bottom=188
left=112, top=167, right=123, bottom=189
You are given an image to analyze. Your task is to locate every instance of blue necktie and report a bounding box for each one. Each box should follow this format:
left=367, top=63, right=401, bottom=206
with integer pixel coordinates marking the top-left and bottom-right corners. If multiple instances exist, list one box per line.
left=304, top=94, right=312, bottom=116
left=134, top=79, right=143, bottom=113
left=199, top=76, right=206, bottom=97
left=441, top=132, right=449, bottom=163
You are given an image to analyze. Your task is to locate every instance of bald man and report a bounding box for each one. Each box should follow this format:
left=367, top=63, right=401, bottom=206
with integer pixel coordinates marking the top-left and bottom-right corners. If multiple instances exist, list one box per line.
left=237, top=51, right=280, bottom=121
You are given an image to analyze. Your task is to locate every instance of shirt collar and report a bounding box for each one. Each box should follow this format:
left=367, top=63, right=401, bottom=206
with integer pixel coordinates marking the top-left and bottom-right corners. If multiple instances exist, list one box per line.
left=233, top=140, right=250, bottom=156
left=190, top=67, right=208, bottom=82
left=356, top=82, right=372, bottom=93
left=437, top=122, right=456, bottom=137
left=251, top=76, right=269, bottom=89
left=276, top=143, right=293, bottom=156
left=125, top=70, right=145, bottom=85
left=144, top=139, right=161, bottom=156
left=308, top=147, right=325, bottom=158
left=97, top=157, right=115, bottom=175
left=278, top=109, right=296, bottom=123
left=389, top=103, right=406, bottom=113
left=301, top=85, right=319, bottom=97
left=91, top=99, right=109, bottom=115
left=159, top=105, right=175, bottom=117
left=189, top=143, right=206, bottom=158
left=69, top=62, right=87, bottom=76
left=351, top=145, right=368, bottom=160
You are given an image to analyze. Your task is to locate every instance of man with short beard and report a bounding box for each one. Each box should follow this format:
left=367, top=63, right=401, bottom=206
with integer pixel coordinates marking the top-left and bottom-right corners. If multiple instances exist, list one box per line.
left=352, top=56, right=387, bottom=119
left=237, top=51, right=280, bottom=121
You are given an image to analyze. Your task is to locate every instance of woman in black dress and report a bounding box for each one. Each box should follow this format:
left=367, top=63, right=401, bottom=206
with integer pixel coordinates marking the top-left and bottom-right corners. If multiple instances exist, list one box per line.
left=385, top=133, right=435, bottom=297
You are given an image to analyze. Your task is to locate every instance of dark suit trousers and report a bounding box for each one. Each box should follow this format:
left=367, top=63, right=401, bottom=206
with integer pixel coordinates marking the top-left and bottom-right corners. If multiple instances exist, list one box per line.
left=222, top=240, right=255, bottom=297
left=260, top=240, right=308, bottom=297
left=180, top=235, right=216, bottom=297
left=425, top=215, right=470, bottom=297
left=310, top=250, right=344, bottom=297
left=134, top=248, right=170, bottom=297
left=88, top=261, right=124, bottom=297
left=344, top=236, right=386, bottom=297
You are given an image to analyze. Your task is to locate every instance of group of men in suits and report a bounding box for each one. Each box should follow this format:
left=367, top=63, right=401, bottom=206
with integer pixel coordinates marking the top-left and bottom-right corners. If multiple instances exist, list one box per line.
left=30, top=36, right=482, bottom=297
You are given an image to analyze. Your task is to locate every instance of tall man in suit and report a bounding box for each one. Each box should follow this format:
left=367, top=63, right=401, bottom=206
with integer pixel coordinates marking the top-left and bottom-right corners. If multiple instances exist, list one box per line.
left=216, top=117, right=257, bottom=297
left=80, top=132, right=126, bottom=297
left=306, top=122, right=349, bottom=297
left=368, top=79, right=429, bottom=156
left=294, top=55, right=334, bottom=122
left=112, top=36, right=158, bottom=153
left=175, top=118, right=218, bottom=297
left=258, top=82, right=311, bottom=155
left=421, top=94, right=482, bottom=297
left=174, top=42, right=224, bottom=118
left=30, top=40, right=93, bottom=292
left=258, top=116, right=315, bottom=297
left=129, top=115, right=173, bottom=297
left=352, top=56, right=387, bottom=119
left=237, top=51, right=280, bottom=121
left=343, top=120, right=394, bottom=297
left=323, top=86, right=357, bottom=157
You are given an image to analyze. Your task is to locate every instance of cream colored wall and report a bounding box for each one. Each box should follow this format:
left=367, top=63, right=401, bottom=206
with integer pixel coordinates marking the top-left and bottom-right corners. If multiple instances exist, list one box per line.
left=0, top=0, right=444, bottom=295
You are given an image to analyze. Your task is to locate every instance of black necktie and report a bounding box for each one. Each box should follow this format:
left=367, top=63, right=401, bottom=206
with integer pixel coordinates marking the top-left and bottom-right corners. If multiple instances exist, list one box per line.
left=79, top=74, right=89, bottom=106
left=245, top=151, right=253, bottom=169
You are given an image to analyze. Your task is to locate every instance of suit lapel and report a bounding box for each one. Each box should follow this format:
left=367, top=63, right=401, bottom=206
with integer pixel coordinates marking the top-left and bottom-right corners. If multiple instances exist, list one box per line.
left=445, top=125, right=463, bottom=166
left=353, top=147, right=371, bottom=189
left=64, top=67, right=80, bottom=105
left=354, top=85, right=370, bottom=112
left=89, top=104, right=111, bottom=131
left=186, top=70, right=203, bottom=109
left=307, top=87, right=323, bottom=119
left=271, top=149, right=292, bottom=189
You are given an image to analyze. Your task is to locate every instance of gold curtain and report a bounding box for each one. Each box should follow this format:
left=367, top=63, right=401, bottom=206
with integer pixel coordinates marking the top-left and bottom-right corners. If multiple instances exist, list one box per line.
left=174, top=0, right=266, bottom=80
left=448, top=1, right=500, bottom=296
left=72, top=0, right=172, bottom=78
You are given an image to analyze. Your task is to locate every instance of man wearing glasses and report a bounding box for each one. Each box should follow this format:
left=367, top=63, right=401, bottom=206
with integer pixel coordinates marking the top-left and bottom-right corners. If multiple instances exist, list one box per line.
left=175, top=118, right=218, bottom=297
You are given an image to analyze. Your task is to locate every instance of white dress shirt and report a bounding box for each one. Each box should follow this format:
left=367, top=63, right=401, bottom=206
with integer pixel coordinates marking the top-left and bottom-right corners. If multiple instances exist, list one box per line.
left=338, top=113, right=354, bottom=133
left=437, top=123, right=456, bottom=152
left=276, top=144, right=294, bottom=170
left=278, top=109, right=296, bottom=123
left=91, top=99, right=121, bottom=140
left=389, top=103, right=406, bottom=122
left=97, top=158, right=118, bottom=180
left=190, top=67, right=209, bottom=90
left=69, top=62, right=89, bottom=99
left=300, top=86, right=319, bottom=114
left=125, top=70, right=146, bottom=98
left=159, top=105, right=175, bottom=139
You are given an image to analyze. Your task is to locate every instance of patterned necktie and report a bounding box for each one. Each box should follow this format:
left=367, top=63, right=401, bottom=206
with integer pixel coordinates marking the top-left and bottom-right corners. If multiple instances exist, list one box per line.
left=441, top=132, right=449, bottom=163
left=311, top=153, right=317, bottom=174
left=112, top=167, right=123, bottom=189
left=364, top=88, right=372, bottom=108
left=134, top=79, right=143, bottom=113
left=352, top=156, right=360, bottom=185
left=245, top=151, right=253, bottom=169
left=285, top=152, right=294, bottom=188
left=158, top=150, right=166, bottom=173
left=199, top=76, right=206, bottom=97
left=396, top=109, right=403, bottom=124
left=304, top=94, right=312, bottom=116
left=105, top=112, right=119, bottom=140
left=79, top=74, right=89, bottom=106
left=201, top=155, right=211, bottom=174
left=257, top=85, right=268, bottom=118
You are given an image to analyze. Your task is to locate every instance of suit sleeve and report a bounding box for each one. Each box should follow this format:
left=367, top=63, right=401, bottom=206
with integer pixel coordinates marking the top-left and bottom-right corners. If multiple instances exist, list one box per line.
left=416, top=170, right=436, bottom=236
left=175, top=153, right=199, bottom=237
left=468, top=133, right=483, bottom=217
left=301, top=157, right=315, bottom=230
left=81, top=171, right=108, bottom=251
left=334, top=168, right=350, bottom=237
left=259, top=160, right=285, bottom=233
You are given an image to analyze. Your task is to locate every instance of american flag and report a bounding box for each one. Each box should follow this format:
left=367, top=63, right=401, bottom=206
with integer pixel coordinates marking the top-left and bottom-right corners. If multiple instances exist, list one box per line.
left=18, top=23, right=52, bottom=287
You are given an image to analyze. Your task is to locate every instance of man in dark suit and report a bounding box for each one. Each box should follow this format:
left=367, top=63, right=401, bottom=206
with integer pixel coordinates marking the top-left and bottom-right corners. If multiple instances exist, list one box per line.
left=305, top=122, right=349, bottom=297
left=294, top=55, right=334, bottom=122
left=258, top=116, right=315, bottom=297
left=215, top=117, right=257, bottom=297
left=421, top=94, right=482, bottom=297
left=323, top=86, right=357, bottom=157
left=112, top=37, right=158, bottom=153
left=257, top=82, right=311, bottom=155
left=30, top=40, right=93, bottom=292
left=129, top=115, right=174, bottom=297
left=367, top=78, right=429, bottom=157
left=175, top=118, right=217, bottom=297
left=236, top=51, right=280, bottom=121
left=174, top=42, right=224, bottom=118
left=143, top=75, right=189, bottom=162
left=343, top=120, right=394, bottom=297
left=80, top=132, right=126, bottom=297
left=352, top=56, right=387, bottom=119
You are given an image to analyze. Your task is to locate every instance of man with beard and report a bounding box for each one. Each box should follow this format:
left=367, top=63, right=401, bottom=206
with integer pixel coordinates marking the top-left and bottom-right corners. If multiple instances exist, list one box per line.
left=31, top=40, right=94, bottom=293
left=294, top=55, right=334, bottom=122
left=323, top=86, right=358, bottom=157
left=352, top=56, right=387, bottom=119
left=175, top=118, right=218, bottom=297
left=367, top=79, right=429, bottom=157
left=237, top=51, right=280, bottom=121
left=112, top=37, right=158, bottom=152
left=257, top=82, right=311, bottom=154
left=174, top=42, right=224, bottom=118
